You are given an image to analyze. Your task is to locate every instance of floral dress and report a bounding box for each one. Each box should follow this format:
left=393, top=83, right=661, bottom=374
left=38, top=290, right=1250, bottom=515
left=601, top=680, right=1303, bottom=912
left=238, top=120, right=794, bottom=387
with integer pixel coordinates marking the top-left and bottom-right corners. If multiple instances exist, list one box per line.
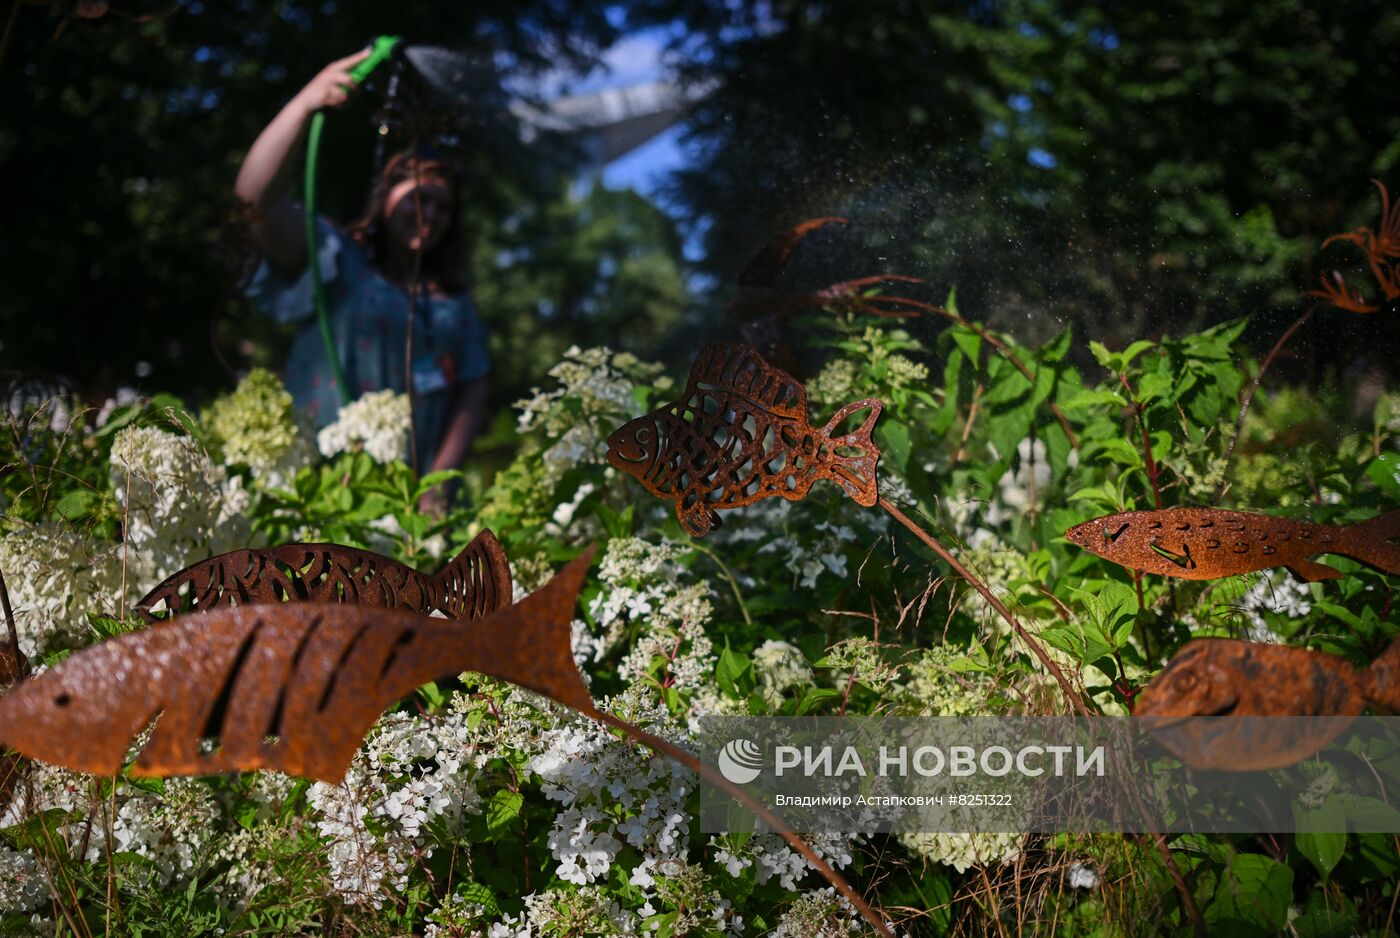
left=246, top=219, right=490, bottom=468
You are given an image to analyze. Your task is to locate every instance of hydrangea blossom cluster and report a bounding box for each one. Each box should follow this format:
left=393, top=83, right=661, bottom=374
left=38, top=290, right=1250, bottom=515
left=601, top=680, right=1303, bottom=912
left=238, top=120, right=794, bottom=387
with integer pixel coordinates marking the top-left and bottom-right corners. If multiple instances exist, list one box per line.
left=307, top=708, right=482, bottom=907
left=514, top=347, right=667, bottom=478
left=752, top=639, right=815, bottom=707
left=528, top=692, right=693, bottom=890
left=315, top=389, right=411, bottom=464
left=2, top=765, right=223, bottom=891
left=1238, top=570, right=1313, bottom=643
left=0, top=522, right=123, bottom=656
left=769, top=886, right=864, bottom=937
left=0, top=842, right=46, bottom=914
left=895, top=644, right=996, bottom=717
left=203, top=367, right=315, bottom=489
left=110, top=424, right=252, bottom=587
left=718, top=497, right=869, bottom=589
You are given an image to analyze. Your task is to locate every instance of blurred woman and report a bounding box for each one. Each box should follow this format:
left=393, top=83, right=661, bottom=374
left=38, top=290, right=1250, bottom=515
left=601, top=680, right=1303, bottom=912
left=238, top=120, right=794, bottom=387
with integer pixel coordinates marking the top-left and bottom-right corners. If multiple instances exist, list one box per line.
left=235, top=49, right=488, bottom=512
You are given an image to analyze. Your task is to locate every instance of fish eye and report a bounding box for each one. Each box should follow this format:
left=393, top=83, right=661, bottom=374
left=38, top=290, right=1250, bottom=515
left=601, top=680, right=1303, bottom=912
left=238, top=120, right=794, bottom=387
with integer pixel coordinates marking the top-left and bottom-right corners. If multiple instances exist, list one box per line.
left=1173, top=673, right=1197, bottom=693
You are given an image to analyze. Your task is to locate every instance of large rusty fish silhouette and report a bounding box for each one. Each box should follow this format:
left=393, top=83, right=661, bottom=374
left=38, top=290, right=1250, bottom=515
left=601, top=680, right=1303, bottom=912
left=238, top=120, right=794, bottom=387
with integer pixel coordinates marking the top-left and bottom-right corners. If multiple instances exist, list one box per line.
left=1065, top=508, right=1400, bottom=582
left=1136, top=636, right=1400, bottom=770
left=605, top=343, right=882, bottom=537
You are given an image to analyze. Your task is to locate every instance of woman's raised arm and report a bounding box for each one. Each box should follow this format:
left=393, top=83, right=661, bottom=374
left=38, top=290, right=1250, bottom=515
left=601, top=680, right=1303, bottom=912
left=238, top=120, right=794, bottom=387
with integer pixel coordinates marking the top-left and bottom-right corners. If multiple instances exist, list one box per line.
left=234, top=49, right=370, bottom=276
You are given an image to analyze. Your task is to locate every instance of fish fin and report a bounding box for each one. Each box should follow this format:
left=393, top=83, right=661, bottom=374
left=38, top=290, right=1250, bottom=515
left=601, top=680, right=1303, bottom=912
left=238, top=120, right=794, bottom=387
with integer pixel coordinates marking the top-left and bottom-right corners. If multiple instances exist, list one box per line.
left=736, top=217, right=848, bottom=288
left=818, top=399, right=884, bottom=507
left=677, top=500, right=720, bottom=538
left=1339, top=509, right=1400, bottom=576
left=1285, top=559, right=1345, bottom=582
left=1363, top=635, right=1400, bottom=713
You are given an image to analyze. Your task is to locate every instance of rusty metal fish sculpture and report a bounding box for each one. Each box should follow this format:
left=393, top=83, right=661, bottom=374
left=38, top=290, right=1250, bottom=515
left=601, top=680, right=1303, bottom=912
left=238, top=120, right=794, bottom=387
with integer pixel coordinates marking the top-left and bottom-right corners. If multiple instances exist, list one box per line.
left=1306, top=179, right=1400, bottom=315
left=1065, top=508, right=1400, bottom=582
left=135, top=529, right=512, bottom=622
left=0, top=568, right=28, bottom=811
left=605, top=343, right=882, bottom=537
left=0, top=551, right=894, bottom=935
left=1135, top=636, right=1400, bottom=770
left=0, top=551, right=591, bottom=782
left=728, top=217, right=932, bottom=371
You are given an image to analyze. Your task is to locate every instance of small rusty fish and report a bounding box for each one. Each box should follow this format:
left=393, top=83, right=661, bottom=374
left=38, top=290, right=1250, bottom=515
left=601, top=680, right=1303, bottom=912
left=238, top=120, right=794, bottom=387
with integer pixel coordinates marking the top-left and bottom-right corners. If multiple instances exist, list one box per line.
left=1306, top=179, right=1400, bottom=315
left=134, top=530, right=512, bottom=622
left=606, top=343, right=882, bottom=538
left=1135, top=636, right=1400, bottom=770
left=1065, top=508, right=1400, bottom=582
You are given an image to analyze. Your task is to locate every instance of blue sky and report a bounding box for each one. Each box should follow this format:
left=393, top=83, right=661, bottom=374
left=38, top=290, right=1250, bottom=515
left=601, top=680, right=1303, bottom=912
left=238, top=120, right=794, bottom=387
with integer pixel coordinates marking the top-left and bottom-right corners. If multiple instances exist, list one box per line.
left=539, top=29, right=689, bottom=199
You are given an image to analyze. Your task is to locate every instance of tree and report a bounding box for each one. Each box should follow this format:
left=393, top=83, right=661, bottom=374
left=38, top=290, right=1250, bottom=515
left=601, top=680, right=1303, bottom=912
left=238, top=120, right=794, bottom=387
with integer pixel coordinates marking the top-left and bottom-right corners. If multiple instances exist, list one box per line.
left=630, top=0, right=1400, bottom=352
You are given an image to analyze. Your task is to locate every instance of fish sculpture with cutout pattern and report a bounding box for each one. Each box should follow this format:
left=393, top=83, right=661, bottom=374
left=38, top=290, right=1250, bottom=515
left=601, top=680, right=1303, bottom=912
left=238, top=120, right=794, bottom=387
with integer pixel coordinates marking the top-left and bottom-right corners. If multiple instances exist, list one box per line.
left=1135, top=636, right=1400, bottom=770
left=134, top=530, right=512, bottom=622
left=1065, top=508, right=1400, bottom=582
left=605, top=343, right=882, bottom=537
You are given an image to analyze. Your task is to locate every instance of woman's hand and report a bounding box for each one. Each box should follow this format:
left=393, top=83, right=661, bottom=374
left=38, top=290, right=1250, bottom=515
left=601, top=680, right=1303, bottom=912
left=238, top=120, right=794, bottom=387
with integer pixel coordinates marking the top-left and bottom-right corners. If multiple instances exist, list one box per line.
left=292, top=48, right=373, bottom=114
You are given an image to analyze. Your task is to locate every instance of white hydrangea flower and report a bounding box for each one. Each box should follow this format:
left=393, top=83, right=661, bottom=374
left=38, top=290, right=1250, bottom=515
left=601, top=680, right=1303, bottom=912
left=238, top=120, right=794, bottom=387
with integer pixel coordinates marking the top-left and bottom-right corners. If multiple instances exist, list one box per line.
left=0, top=523, right=124, bottom=657
left=0, top=844, right=46, bottom=913
left=899, top=830, right=1022, bottom=873
left=316, top=389, right=411, bottom=464
left=109, top=424, right=252, bottom=588
left=752, top=639, right=814, bottom=707
left=306, top=707, right=482, bottom=907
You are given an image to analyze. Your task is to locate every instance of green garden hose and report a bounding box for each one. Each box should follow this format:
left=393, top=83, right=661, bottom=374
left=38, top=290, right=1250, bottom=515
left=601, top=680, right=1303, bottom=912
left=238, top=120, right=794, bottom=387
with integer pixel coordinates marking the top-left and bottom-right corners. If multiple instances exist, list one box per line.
left=304, top=35, right=401, bottom=405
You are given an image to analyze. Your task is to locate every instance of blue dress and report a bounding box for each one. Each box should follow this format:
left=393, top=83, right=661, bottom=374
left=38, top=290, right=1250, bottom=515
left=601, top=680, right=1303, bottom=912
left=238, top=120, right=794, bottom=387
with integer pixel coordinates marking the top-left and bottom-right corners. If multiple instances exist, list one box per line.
left=246, top=219, right=491, bottom=469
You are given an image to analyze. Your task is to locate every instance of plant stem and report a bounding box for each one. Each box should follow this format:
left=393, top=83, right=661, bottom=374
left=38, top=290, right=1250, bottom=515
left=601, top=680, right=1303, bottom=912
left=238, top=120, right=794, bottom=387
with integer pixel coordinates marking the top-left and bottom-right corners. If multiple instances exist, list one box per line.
left=928, top=305, right=1080, bottom=448
left=877, top=497, right=1088, bottom=715
left=1118, top=373, right=1162, bottom=509
left=687, top=541, right=752, bottom=626
left=0, top=566, right=27, bottom=679
left=1212, top=308, right=1315, bottom=505
left=583, top=705, right=894, bottom=938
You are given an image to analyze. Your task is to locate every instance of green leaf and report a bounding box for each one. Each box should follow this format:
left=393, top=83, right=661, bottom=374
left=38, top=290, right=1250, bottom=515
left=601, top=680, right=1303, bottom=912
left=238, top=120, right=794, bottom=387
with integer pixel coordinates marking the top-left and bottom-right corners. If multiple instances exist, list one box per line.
left=716, top=644, right=754, bottom=700
left=950, top=327, right=982, bottom=365
left=485, top=790, right=523, bottom=838
left=879, top=421, right=911, bottom=472
left=794, top=686, right=843, bottom=715
left=1206, top=853, right=1293, bottom=934
left=1060, top=388, right=1125, bottom=412
left=1295, top=823, right=1347, bottom=880
left=54, top=488, right=98, bottom=520
left=1365, top=453, right=1400, bottom=499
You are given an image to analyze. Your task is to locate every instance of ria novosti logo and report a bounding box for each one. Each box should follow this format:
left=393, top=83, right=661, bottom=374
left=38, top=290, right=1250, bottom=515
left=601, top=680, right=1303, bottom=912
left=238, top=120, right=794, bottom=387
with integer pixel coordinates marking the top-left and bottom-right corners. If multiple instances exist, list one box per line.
left=718, top=738, right=764, bottom=784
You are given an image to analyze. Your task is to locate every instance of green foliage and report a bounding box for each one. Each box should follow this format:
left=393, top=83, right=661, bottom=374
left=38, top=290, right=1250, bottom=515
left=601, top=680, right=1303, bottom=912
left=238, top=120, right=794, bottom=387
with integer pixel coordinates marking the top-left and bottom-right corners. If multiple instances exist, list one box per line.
left=3, top=306, right=1398, bottom=936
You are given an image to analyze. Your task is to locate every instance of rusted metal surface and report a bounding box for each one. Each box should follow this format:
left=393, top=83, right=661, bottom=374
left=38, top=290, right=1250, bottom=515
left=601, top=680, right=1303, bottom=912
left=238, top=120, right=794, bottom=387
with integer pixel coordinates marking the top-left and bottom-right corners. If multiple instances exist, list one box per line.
left=0, top=568, right=30, bottom=812
left=606, top=342, right=882, bottom=537
left=135, top=529, right=512, bottom=622
left=1064, top=508, right=1400, bottom=582
left=1307, top=179, right=1400, bottom=314
left=0, top=551, right=893, bottom=934
left=0, top=551, right=592, bottom=782
left=1135, top=636, right=1400, bottom=770
left=727, top=217, right=930, bottom=371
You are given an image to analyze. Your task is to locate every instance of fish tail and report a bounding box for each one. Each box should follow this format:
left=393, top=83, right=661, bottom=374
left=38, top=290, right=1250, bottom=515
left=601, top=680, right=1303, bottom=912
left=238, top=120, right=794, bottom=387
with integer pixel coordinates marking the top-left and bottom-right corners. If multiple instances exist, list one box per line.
left=430, top=529, right=514, bottom=620
left=1341, top=509, right=1400, bottom=576
left=1363, top=635, right=1400, bottom=713
left=817, top=399, right=884, bottom=507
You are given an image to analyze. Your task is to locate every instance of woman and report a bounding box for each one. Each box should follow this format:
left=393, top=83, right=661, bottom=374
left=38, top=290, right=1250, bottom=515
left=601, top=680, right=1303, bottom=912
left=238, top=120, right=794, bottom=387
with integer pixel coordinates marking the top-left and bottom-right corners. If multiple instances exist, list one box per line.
left=235, top=49, right=489, bottom=512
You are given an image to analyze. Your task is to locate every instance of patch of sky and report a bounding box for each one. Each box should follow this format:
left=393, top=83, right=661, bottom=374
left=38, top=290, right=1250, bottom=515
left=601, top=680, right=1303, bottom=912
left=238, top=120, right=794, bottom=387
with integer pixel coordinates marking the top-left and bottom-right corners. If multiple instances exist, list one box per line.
left=1028, top=147, right=1058, bottom=169
left=193, top=46, right=213, bottom=64
left=1008, top=93, right=1033, bottom=113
